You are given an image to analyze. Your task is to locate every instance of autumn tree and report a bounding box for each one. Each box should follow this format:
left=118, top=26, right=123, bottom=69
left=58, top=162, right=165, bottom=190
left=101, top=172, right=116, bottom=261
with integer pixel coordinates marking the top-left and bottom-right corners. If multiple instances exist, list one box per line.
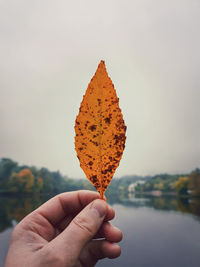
left=9, top=168, right=34, bottom=193
left=175, top=176, right=189, bottom=195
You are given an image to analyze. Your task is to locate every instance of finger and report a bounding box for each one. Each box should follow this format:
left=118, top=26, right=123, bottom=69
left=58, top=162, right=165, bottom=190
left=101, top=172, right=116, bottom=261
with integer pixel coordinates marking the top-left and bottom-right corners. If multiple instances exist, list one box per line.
left=56, top=205, right=115, bottom=232
left=104, top=205, right=115, bottom=221
left=48, top=199, right=107, bottom=262
left=34, top=190, right=100, bottom=226
left=88, top=239, right=121, bottom=259
left=80, top=240, right=121, bottom=266
left=94, top=222, right=123, bottom=242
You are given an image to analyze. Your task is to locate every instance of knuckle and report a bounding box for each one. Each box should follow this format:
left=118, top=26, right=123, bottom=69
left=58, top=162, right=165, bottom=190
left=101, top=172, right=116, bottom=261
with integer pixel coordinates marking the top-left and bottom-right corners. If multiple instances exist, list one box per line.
left=73, top=216, right=94, bottom=237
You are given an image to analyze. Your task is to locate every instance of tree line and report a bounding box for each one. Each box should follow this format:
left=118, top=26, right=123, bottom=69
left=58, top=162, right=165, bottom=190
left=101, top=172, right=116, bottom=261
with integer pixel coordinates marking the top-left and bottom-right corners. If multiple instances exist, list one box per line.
left=0, top=158, right=199, bottom=197
left=135, top=169, right=200, bottom=197
left=0, top=158, right=93, bottom=193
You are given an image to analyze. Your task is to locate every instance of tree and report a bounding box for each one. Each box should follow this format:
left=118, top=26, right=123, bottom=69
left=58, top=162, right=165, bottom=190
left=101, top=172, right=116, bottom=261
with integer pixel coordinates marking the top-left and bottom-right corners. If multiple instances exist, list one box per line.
left=37, top=168, right=54, bottom=192
left=0, top=158, right=18, bottom=190
left=175, top=176, right=189, bottom=195
left=9, top=168, right=34, bottom=193
left=188, top=169, right=200, bottom=196
left=34, top=177, right=44, bottom=192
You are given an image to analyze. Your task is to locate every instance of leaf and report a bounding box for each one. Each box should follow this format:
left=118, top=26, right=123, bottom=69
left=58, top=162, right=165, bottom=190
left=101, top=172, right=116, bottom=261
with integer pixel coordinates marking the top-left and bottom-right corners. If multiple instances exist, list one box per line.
left=75, top=60, right=126, bottom=199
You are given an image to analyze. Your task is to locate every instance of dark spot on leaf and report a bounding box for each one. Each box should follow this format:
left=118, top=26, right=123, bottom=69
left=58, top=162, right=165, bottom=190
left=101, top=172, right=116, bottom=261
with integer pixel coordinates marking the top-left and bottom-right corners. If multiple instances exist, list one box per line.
left=89, top=125, right=97, bottom=131
left=104, top=117, right=111, bottom=124
left=91, top=175, right=97, bottom=183
left=116, top=151, right=121, bottom=157
left=97, top=98, right=101, bottom=105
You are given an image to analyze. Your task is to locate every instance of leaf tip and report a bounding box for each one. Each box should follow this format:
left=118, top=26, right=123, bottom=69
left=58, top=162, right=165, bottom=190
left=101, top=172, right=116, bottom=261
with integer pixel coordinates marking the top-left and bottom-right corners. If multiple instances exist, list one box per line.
left=99, top=60, right=106, bottom=68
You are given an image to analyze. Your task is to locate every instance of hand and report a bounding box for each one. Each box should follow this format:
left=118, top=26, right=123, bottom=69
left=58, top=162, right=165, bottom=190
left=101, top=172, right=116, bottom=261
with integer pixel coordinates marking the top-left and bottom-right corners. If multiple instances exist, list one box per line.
left=5, top=190, right=122, bottom=267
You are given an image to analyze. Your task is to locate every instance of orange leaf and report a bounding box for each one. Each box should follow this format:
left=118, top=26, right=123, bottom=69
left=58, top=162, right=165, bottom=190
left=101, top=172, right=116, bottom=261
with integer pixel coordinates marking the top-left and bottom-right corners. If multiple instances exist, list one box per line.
left=75, top=60, right=126, bottom=199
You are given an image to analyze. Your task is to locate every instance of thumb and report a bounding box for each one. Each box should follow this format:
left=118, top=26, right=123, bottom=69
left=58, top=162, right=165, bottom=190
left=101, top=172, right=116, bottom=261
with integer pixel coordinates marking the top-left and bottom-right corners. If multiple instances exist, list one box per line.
left=49, top=199, right=107, bottom=262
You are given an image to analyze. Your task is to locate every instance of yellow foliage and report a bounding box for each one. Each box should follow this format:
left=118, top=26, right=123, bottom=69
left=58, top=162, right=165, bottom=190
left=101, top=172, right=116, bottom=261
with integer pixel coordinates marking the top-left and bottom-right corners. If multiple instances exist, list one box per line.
left=175, top=176, right=189, bottom=194
left=9, top=168, right=34, bottom=192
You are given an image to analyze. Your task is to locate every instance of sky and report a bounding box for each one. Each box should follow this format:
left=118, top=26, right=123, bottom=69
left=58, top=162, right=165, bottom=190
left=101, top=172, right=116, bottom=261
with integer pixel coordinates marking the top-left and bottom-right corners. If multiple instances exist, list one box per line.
left=0, top=0, right=200, bottom=178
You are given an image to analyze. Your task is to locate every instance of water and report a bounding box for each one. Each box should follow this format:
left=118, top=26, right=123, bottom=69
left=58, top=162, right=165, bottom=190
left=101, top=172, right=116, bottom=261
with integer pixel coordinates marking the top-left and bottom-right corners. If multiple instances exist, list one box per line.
left=0, top=193, right=200, bottom=267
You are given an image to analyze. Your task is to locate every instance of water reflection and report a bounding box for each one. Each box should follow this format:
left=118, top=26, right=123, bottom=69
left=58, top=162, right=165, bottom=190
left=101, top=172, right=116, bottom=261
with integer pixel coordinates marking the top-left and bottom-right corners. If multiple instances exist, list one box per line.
left=0, top=194, right=50, bottom=232
left=0, top=193, right=200, bottom=233
left=112, top=193, right=200, bottom=220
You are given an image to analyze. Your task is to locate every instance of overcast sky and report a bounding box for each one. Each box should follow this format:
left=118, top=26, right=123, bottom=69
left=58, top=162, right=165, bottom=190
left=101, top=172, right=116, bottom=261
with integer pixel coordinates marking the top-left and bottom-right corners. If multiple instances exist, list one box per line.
left=0, top=0, right=199, bottom=178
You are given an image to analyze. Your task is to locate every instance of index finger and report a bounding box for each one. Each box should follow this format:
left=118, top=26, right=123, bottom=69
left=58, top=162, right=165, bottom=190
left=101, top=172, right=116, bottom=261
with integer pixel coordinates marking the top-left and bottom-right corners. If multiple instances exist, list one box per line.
left=33, top=190, right=111, bottom=227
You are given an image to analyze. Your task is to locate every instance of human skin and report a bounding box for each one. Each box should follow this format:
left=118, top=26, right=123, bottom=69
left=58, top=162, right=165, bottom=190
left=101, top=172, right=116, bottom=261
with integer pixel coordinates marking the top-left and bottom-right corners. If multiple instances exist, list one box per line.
left=5, top=190, right=122, bottom=267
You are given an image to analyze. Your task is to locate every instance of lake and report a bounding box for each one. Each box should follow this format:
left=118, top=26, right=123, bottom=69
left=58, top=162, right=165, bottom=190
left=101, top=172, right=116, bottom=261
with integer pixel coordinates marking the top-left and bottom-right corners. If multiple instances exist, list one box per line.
left=0, top=193, right=200, bottom=267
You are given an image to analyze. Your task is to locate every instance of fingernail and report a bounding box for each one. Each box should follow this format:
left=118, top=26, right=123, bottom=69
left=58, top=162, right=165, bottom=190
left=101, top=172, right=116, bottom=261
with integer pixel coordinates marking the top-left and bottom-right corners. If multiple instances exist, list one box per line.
left=91, top=199, right=107, bottom=218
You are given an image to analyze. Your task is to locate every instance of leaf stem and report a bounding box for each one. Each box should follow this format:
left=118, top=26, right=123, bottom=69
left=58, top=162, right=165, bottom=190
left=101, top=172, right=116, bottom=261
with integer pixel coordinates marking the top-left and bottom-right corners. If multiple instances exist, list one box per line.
left=100, top=190, right=104, bottom=200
